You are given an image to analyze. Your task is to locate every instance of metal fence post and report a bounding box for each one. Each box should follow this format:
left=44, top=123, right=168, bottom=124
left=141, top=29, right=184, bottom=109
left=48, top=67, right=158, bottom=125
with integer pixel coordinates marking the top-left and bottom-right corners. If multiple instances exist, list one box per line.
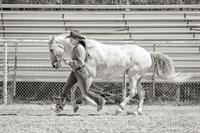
left=3, top=42, right=8, bottom=104
left=122, top=74, right=127, bottom=101
left=152, top=44, right=156, bottom=98
left=13, top=42, right=18, bottom=97
left=60, top=0, right=63, bottom=10
left=176, top=84, right=181, bottom=103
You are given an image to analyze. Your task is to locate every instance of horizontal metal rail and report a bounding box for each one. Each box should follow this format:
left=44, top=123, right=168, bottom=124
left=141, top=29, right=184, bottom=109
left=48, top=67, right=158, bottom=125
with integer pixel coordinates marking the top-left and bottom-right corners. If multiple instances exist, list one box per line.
left=1, top=10, right=200, bottom=15
left=1, top=4, right=200, bottom=10
left=1, top=18, right=200, bottom=21
left=1, top=24, right=200, bottom=28
left=0, top=31, right=200, bottom=34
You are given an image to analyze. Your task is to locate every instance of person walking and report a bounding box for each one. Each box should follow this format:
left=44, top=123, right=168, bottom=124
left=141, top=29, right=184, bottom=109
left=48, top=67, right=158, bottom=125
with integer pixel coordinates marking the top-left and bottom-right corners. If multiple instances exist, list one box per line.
left=55, top=31, right=105, bottom=113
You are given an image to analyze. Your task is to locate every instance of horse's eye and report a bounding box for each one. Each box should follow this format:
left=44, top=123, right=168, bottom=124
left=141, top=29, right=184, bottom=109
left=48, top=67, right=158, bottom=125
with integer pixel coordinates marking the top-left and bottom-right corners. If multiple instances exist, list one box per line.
left=50, top=49, right=53, bottom=53
left=57, top=44, right=64, bottom=49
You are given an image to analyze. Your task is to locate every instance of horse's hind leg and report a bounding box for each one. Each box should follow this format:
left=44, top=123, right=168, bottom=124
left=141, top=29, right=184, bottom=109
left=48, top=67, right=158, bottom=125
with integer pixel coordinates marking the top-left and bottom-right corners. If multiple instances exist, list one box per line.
left=136, top=78, right=145, bottom=115
left=117, top=74, right=140, bottom=114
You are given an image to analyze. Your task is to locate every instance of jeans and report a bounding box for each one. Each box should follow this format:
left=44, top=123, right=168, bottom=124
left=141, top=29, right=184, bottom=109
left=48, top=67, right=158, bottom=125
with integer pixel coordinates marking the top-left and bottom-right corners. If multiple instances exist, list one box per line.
left=60, top=71, right=103, bottom=106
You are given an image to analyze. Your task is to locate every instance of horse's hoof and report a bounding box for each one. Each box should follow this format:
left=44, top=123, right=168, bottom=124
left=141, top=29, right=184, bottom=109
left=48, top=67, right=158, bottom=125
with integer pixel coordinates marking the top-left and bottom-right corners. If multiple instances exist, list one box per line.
left=115, top=109, right=123, bottom=115
left=97, top=99, right=106, bottom=112
left=50, top=105, right=63, bottom=114
left=118, top=104, right=124, bottom=111
left=73, top=105, right=79, bottom=113
left=134, top=111, right=142, bottom=115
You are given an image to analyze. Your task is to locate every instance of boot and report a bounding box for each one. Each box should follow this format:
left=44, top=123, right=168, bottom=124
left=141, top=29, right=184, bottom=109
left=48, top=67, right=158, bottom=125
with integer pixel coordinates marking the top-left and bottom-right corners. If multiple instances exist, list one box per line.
left=73, top=104, right=79, bottom=113
left=97, top=98, right=106, bottom=112
left=54, top=96, right=66, bottom=113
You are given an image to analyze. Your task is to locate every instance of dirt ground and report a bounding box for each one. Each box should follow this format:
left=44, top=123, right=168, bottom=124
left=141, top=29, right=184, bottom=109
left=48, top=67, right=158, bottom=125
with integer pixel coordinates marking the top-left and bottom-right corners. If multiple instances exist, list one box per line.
left=0, top=104, right=199, bottom=133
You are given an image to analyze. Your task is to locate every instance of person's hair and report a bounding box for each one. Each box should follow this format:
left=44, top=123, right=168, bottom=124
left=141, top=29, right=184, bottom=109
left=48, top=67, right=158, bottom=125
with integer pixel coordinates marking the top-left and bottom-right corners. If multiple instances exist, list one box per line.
left=79, top=40, right=86, bottom=49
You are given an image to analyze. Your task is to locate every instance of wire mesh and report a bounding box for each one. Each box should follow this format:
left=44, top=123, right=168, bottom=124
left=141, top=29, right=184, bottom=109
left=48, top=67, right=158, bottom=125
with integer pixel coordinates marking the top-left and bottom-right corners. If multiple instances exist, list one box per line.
left=0, top=48, right=2, bottom=104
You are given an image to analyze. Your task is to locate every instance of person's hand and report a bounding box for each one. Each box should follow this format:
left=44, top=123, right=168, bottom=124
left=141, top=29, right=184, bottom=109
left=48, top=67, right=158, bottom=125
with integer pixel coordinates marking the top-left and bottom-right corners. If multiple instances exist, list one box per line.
left=68, top=59, right=73, bottom=65
left=68, top=59, right=75, bottom=68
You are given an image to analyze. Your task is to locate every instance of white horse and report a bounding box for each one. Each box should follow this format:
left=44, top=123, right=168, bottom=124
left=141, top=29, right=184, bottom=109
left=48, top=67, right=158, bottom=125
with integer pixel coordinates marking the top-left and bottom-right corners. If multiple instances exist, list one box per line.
left=48, top=31, right=189, bottom=115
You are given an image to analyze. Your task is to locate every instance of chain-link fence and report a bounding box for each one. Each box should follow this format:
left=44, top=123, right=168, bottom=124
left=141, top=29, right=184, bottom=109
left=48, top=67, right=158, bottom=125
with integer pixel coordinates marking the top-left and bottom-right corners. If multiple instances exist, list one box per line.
left=1, top=40, right=200, bottom=105
left=1, top=0, right=200, bottom=5
left=0, top=43, right=3, bottom=104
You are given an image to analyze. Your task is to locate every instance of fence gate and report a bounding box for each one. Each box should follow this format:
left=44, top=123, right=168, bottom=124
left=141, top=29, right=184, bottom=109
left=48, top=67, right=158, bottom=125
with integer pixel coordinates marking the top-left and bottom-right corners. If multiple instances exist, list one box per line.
left=1, top=41, right=17, bottom=104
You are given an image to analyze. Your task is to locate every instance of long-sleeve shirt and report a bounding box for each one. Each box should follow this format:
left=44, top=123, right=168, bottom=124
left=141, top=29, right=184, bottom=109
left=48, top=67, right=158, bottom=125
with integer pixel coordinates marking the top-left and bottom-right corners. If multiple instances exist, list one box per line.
left=71, top=44, right=87, bottom=69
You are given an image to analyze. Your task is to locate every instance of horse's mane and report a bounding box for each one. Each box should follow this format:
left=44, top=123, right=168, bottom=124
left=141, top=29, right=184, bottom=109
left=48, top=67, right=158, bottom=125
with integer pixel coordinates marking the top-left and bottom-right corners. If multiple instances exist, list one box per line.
left=85, top=39, right=104, bottom=49
left=83, top=39, right=104, bottom=61
left=79, top=40, right=86, bottom=49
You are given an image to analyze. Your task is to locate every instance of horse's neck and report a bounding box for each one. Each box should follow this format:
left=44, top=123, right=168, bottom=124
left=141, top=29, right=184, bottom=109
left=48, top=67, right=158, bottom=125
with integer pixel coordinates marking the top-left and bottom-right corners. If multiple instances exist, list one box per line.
left=63, top=39, right=73, bottom=53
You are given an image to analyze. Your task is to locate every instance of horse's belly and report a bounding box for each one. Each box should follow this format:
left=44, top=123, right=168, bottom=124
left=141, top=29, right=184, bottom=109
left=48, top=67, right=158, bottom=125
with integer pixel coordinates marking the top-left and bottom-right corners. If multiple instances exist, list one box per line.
left=96, top=66, right=126, bottom=78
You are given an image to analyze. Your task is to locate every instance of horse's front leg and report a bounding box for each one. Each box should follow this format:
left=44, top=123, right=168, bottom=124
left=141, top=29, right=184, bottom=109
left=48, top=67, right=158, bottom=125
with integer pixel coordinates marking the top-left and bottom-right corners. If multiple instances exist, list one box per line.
left=116, top=75, right=139, bottom=114
left=137, top=79, right=145, bottom=115
left=71, top=85, right=79, bottom=113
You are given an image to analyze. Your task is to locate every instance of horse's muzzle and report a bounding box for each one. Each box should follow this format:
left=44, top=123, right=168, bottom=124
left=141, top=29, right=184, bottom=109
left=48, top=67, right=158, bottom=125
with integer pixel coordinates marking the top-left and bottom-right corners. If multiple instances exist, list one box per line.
left=52, top=61, right=61, bottom=69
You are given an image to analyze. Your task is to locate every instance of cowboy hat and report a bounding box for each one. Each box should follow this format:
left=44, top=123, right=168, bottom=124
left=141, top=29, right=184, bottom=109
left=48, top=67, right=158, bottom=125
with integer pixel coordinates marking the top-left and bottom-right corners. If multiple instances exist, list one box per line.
left=67, top=31, right=86, bottom=40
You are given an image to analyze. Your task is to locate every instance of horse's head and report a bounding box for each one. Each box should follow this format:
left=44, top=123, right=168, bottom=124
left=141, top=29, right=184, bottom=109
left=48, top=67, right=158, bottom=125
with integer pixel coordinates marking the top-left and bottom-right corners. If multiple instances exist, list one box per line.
left=48, top=33, right=71, bottom=69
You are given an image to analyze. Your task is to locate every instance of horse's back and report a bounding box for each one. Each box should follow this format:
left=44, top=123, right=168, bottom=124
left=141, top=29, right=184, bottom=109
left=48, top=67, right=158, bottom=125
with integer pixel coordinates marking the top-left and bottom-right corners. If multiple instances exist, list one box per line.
left=121, top=45, right=152, bottom=71
left=85, top=40, right=152, bottom=77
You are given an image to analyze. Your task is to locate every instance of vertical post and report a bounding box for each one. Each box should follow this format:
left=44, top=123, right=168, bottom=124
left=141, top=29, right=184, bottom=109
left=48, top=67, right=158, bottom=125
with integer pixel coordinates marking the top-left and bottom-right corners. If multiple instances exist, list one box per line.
left=3, top=42, right=8, bottom=104
left=125, top=0, right=130, bottom=7
left=122, top=74, right=126, bottom=101
left=185, top=13, right=195, bottom=38
left=125, top=0, right=130, bottom=11
left=122, top=7, right=129, bottom=101
left=1, top=13, right=5, bottom=38
left=13, top=42, right=17, bottom=97
left=176, top=84, right=181, bottom=103
left=152, top=44, right=156, bottom=98
left=60, top=0, right=63, bottom=11
left=62, top=13, right=67, bottom=31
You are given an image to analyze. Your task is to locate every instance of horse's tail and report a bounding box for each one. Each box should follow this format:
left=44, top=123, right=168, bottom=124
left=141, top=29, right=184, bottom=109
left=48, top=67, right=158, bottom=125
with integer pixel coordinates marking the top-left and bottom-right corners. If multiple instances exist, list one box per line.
left=150, top=52, right=191, bottom=82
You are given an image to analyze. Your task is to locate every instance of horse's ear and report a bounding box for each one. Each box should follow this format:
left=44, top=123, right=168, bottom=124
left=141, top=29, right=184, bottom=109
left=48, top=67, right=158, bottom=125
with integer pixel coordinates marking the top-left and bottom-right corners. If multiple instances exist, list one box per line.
left=48, top=35, right=53, bottom=41
left=62, top=31, right=71, bottom=38
left=48, top=35, right=54, bottom=45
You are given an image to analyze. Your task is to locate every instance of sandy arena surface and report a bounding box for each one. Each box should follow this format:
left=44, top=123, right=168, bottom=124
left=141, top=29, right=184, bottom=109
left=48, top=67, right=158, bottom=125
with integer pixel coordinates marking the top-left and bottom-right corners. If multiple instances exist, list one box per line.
left=0, top=104, right=199, bottom=133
